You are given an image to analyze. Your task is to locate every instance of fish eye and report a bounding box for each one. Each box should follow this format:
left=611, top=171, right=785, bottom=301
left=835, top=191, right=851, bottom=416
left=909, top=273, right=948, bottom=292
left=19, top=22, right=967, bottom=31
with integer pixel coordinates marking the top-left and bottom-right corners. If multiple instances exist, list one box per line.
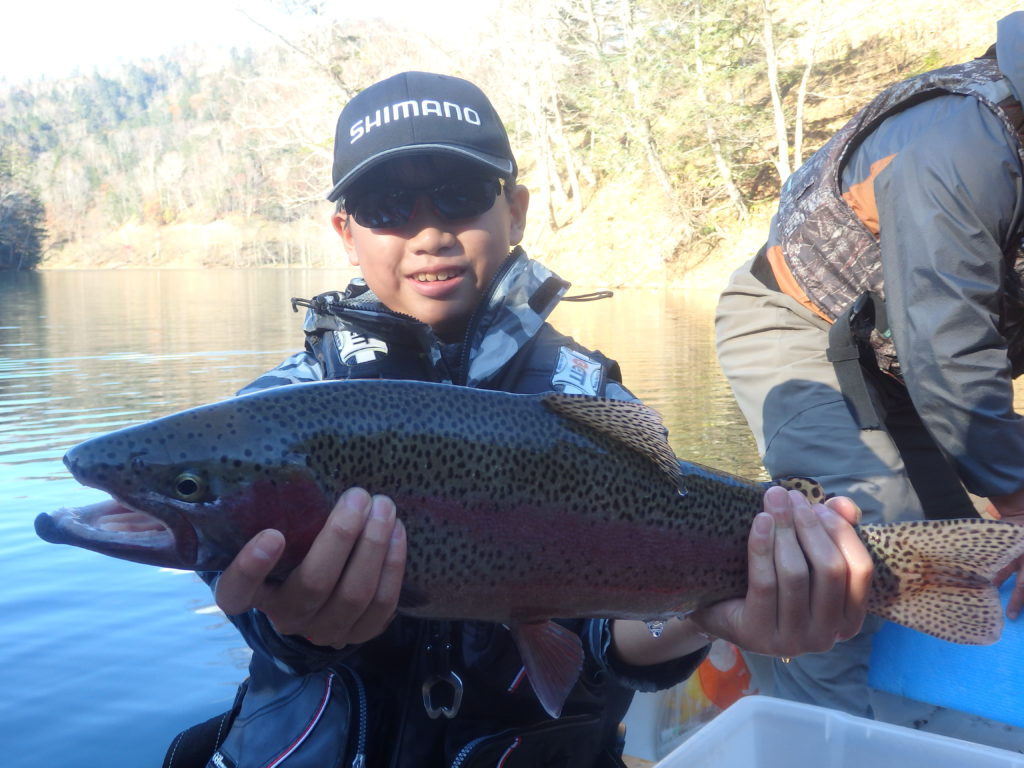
left=173, top=471, right=206, bottom=502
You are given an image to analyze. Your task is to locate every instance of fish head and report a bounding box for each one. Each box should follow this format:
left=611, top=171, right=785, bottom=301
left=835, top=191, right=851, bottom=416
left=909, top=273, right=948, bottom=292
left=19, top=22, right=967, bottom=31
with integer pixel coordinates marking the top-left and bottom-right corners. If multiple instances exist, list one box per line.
left=35, top=396, right=334, bottom=576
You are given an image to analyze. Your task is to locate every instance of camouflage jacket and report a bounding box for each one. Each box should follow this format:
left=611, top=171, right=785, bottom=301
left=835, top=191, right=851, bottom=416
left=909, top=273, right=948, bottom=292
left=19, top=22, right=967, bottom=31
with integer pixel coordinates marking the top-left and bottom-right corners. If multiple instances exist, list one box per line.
left=760, top=11, right=1024, bottom=498
left=767, top=54, right=1024, bottom=379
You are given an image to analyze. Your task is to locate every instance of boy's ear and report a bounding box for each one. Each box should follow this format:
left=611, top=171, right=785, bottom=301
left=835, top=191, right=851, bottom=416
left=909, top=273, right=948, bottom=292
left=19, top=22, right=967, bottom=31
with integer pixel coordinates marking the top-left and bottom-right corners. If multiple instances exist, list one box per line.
left=508, top=183, right=529, bottom=246
left=332, top=211, right=360, bottom=266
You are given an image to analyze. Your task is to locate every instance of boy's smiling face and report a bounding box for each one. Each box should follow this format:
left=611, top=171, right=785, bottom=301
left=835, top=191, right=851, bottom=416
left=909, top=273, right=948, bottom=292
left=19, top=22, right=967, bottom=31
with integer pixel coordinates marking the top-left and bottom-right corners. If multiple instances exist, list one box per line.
left=333, top=155, right=528, bottom=343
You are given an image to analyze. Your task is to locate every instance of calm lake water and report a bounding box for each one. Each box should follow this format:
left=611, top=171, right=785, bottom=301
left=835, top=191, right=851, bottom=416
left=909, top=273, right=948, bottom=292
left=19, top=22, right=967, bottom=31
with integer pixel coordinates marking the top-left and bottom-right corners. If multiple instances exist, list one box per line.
left=0, top=267, right=761, bottom=768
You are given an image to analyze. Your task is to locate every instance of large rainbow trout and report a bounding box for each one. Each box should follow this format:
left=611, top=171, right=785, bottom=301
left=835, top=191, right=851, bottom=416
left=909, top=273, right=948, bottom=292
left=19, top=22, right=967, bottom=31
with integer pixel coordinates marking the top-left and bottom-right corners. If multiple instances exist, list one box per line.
left=35, top=380, right=1024, bottom=717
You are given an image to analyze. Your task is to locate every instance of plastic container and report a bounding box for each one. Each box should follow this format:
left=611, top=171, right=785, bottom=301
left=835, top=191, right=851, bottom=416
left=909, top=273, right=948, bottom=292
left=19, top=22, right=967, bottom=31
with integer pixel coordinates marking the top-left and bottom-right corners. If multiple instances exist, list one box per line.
left=656, top=695, right=1024, bottom=767
left=621, top=639, right=754, bottom=760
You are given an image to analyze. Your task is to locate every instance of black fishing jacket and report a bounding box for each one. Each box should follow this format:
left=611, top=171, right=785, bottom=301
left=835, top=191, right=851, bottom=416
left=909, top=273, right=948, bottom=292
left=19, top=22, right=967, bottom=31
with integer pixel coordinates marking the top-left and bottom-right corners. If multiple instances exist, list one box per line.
left=177, top=249, right=705, bottom=768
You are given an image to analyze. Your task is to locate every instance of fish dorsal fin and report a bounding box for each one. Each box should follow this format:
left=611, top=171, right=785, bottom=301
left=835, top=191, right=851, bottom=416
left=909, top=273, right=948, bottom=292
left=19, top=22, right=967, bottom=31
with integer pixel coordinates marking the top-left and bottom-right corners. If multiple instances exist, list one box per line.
left=542, top=393, right=684, bottom=493
left=775, top=476, right=827, bottom=504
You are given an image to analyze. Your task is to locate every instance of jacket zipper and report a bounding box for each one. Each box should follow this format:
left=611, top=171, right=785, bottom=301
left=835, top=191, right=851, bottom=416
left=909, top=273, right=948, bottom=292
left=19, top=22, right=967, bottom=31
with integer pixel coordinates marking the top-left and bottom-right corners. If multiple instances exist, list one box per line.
left=448, top=730, right=517, bottom=768
left=303, top=249, right=524, bottom=387
left=453, top=251, right=520, bottom=386
left=265, top=671, right=337, bottom=767
left=338, top=665, right=368, bottom=768
left=421, top=621, right=463, bottom=719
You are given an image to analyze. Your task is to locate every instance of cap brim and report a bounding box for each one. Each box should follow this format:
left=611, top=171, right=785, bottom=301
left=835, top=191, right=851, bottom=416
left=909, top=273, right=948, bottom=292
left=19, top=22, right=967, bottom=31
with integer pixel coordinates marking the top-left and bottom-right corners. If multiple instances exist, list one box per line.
left=325, top=144, right=515, bottom=202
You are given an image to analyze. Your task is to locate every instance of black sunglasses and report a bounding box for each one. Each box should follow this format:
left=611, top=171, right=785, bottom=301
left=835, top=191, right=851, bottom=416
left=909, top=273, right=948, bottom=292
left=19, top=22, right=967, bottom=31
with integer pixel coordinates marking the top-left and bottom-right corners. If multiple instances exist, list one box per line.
left=343, top=177, right=506, bottom=229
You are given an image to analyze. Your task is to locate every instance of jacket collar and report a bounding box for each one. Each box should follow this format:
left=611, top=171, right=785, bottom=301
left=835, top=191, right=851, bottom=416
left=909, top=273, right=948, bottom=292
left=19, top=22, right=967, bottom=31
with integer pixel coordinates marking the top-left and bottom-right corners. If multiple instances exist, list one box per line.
left=304, top=248, right=570, bottom=387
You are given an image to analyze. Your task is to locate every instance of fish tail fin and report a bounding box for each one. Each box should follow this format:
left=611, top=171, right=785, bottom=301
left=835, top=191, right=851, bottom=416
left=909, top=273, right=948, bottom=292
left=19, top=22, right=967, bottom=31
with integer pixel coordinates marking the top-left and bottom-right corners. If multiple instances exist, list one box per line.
left=508, top=620, right=585, bottom=718
left=861, top=518, right=1024, bottom=645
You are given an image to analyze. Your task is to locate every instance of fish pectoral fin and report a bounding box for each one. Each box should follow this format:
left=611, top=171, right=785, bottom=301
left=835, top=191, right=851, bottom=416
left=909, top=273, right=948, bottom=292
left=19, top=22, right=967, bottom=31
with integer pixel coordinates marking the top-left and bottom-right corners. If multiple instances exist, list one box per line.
left=508, top=620, right=585, bottom=719
left=862, top=519, right=1024, bottom=645
left=541, top=393, right=685, bottom=493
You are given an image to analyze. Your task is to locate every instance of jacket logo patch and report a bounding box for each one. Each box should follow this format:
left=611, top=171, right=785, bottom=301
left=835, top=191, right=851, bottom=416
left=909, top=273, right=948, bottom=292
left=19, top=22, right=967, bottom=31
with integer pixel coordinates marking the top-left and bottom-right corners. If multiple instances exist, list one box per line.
left=552, top=347, right=603, bottom=395
left=335, top=330, right=389, bottom=365
left=210, top=752, right=236, bottom=768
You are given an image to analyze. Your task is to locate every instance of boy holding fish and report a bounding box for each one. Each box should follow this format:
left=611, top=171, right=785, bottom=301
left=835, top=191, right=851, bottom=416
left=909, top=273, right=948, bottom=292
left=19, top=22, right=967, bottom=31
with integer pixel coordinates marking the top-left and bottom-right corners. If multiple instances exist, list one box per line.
left=166, top=71, right=875, bottom=768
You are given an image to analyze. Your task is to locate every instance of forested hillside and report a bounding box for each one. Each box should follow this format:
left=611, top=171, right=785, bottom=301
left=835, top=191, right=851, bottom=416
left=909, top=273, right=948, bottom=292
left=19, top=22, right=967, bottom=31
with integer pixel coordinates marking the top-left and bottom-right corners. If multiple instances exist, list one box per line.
left=0, top=0, right=1007, bottom=283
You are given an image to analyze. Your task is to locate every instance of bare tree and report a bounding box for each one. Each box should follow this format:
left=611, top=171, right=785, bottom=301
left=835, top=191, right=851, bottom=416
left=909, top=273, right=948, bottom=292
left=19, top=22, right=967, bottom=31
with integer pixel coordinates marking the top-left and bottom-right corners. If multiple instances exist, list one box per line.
left=564, top=0, right=697, bottom=241
left=792, top=0, right=824, bottom=167
left=761, top=0, right=791, bottom=182
left=498, top=0, right=583, bottom=232
left=691, top=0, right=748, bottom=220
left=618, top=0, right=692, bottom=234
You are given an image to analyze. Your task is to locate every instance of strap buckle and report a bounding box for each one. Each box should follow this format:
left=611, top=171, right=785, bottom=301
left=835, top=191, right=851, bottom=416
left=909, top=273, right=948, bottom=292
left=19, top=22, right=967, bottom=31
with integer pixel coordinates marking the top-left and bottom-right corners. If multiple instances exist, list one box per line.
left=422, top=671, right=464, bottom=719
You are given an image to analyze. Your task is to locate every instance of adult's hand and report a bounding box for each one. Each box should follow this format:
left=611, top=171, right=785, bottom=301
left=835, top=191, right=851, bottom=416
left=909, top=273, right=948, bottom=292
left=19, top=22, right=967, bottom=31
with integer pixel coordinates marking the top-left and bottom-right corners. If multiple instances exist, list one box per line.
left=988, top=487, right=1024, bottom=521
left=994, top=555, right=1024, bottom=620
left=691, top=486, right=873, bottom=657
left=986, top=490, right=1024, bottom=620
left=214, top=487, right=407, bottom=649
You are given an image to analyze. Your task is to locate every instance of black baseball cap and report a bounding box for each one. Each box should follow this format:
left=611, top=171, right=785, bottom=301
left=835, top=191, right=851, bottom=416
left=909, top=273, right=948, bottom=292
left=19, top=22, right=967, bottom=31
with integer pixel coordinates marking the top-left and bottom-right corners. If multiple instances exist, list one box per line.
left=326, top=71, right=518, bottom=202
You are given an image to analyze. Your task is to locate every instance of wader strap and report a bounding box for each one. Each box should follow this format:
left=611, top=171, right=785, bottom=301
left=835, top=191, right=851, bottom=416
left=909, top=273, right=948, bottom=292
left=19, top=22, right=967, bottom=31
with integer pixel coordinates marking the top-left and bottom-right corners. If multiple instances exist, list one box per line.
left=826, top=294, right=882, bottom=430
left=750, top=244, right=883, bottom=429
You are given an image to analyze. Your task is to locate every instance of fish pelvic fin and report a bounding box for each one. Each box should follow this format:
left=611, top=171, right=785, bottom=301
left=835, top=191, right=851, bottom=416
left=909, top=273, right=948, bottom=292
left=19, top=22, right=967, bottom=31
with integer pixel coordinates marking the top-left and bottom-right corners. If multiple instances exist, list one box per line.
left=508, top=620, right=585, bottom=719
left=542, top=394, right=685, bottom=494
left=397, top=583, right=430, bottom=610
left=861, top=518, right=1024, bottom=645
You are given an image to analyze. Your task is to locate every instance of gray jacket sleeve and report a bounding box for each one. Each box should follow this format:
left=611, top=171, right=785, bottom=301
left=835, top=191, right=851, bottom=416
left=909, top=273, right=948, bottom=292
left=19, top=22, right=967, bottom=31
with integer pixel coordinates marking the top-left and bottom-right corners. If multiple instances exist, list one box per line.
left=200, top=571, right=354, bottom=674
left=875, top=95, right=1024, bottom=497
left=588, top=619, right=708, bottom=692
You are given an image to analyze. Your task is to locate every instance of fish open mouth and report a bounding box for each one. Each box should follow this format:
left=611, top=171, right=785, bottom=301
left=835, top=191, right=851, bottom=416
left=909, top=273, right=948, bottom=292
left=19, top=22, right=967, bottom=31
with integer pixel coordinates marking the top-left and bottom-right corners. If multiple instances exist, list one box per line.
left=34, top=498, right=197, bottom=569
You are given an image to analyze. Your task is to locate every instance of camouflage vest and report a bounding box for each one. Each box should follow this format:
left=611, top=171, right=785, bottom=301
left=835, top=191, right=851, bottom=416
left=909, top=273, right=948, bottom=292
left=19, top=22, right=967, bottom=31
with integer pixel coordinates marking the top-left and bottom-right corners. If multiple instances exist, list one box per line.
left=775, top=54, right=1024, bottom=379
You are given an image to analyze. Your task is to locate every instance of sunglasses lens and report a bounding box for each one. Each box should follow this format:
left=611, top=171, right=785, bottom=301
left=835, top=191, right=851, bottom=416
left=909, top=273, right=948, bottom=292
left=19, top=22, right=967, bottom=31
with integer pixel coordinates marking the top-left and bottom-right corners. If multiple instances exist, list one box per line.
left=348, top=190, right=416, bottom=229
left=431, top=179, right=502, bottom=220
left=346, top=178, right=503, bottom=229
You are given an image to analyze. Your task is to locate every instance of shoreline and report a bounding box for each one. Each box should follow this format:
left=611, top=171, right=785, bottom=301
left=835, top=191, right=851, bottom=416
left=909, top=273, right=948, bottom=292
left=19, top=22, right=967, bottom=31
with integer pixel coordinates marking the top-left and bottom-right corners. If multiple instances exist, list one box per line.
left=32, top=204, right=771, bottom=298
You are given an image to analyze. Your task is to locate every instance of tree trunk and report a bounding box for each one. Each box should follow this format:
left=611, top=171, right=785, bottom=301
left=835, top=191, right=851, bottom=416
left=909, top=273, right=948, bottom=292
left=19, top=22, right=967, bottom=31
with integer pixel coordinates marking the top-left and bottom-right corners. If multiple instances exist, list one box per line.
left=692, top=2, right=748, bottom=221
left=793, top=0, right=824, bottom=168
left=547, top=88, right=584, bottom=217
left=761, top=0, right=791, bottom=182
left=617, top=0, right=696, bottom=240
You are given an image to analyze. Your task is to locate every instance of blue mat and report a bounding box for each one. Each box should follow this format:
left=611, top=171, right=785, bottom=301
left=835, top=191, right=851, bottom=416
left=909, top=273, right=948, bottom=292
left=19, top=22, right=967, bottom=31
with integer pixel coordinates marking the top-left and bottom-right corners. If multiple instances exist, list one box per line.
left=869, top=576, right=1023, bottom=728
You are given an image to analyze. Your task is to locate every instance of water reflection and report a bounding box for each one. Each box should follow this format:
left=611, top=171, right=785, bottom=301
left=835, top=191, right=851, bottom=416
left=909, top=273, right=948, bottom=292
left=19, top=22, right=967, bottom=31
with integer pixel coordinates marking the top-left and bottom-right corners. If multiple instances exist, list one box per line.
left=552, top=288, right=763, bottom=478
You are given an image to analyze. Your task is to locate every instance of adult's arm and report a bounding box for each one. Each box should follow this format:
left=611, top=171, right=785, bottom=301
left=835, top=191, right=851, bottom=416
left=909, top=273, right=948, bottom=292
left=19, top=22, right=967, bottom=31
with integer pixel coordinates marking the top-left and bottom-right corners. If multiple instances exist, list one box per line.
left=877, top=97, right=1024, bottom=498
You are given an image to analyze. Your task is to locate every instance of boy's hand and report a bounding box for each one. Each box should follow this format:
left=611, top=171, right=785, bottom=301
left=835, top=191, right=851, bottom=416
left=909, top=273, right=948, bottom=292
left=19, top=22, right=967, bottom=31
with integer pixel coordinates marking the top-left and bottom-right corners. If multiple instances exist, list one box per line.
left=691, top=486, right=873, bottom=657
left=214, top=487, right=407, bottom=649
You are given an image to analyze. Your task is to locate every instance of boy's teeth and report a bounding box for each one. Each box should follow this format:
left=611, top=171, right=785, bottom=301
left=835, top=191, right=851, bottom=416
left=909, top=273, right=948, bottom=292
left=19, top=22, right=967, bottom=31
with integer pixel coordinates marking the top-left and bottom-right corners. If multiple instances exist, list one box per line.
left=416, top=272, right=453, bottom=282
